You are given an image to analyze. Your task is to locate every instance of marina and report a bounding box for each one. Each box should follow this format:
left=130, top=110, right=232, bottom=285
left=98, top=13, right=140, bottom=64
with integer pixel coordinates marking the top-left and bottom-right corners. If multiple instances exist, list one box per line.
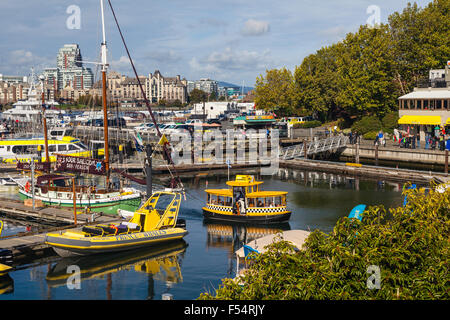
left=0, top=170, right=410, bottom=299
left=0, top=0, right=448, bottom=304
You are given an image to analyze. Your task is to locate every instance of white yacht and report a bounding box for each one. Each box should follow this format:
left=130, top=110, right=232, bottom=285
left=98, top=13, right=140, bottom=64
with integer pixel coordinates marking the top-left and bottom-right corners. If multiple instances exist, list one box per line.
left=2, top=71, right=64, bottom=124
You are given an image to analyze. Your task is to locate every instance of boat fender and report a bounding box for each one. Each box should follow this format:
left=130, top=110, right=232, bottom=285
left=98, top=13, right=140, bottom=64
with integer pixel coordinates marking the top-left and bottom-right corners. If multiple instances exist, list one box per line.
left=24, top=181, right=31, bottom=193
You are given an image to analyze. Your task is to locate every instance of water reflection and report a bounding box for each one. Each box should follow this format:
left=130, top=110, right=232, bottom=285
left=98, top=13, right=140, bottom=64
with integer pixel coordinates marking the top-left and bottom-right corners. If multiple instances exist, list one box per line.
left=0, top=274, right=14, bottom=295
left=45, top=241, right=187, bottom=299
left=276, top=168, right=404, bottom=192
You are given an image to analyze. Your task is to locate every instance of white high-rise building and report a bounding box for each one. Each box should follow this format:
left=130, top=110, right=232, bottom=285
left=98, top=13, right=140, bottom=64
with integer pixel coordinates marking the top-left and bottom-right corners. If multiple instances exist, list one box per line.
left=42, top=44, right=94, bottom=91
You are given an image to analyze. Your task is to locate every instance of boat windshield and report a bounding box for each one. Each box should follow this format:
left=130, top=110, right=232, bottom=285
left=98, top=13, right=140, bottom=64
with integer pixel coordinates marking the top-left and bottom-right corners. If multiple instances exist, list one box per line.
left=154, top=193, right=175, bottom=213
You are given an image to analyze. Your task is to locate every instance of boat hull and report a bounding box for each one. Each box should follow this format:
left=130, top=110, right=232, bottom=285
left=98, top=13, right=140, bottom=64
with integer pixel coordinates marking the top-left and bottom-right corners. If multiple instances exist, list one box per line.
left=202, top=208, right=291, bottom=224
left=18, top=190, right=142, bottom=215
left=45, top=228, right=189, bottom=257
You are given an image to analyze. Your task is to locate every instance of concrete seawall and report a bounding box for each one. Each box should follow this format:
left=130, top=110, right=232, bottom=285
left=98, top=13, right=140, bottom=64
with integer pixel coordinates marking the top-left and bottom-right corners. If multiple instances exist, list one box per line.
left=341, top=144, right=449, bottom=166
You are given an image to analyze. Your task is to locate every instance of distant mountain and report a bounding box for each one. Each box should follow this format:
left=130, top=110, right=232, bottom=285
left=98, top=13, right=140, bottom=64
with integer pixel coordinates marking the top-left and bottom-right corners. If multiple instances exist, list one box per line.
left=217, top=81, right=254, bottom=94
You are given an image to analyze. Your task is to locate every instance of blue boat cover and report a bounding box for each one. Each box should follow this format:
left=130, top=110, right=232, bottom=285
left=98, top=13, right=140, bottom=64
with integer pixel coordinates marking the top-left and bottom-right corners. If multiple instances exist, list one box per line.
left=348, top=204, right=366, bottom=221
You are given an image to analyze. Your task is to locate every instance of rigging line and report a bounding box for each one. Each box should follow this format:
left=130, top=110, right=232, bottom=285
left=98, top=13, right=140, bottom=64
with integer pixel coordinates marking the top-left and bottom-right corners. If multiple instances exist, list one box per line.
left=106, top=0, right=184, bottom=191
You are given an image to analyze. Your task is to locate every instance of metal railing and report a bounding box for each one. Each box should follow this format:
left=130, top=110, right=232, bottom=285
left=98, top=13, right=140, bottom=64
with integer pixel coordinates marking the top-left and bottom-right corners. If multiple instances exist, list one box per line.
left=280, top=135, right=349, bottom=160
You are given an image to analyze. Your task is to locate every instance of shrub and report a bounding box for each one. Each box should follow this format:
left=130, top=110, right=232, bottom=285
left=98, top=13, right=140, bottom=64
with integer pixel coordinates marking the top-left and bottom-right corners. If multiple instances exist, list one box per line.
left=293, top=120, right=322, bottom=129
left=382, top=112, right=399, bottom=134
left=199, top=185, right=450, bottom=300
left=363, top=131, right=378, bottom=140
left=351, top=116, right=382, bottom=135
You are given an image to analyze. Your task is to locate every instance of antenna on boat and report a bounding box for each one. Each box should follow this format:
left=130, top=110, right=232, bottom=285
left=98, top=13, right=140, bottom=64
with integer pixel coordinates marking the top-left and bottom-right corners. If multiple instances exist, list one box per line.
left=100, top=0, right=111, bottom=188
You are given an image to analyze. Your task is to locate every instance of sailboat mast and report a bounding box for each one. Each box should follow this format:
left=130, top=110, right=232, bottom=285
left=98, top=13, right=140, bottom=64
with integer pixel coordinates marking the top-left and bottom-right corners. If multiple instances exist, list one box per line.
left=40, top=76, right=50, bottom=163
left=100, top=0, right=110, bottom=187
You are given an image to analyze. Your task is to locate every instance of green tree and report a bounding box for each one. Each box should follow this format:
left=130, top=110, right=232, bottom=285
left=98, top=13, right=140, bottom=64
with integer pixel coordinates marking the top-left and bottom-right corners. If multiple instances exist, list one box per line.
left=389, top=0, right=450, bottom=94
left=189, top=88, right=208, bottom=104
left=254, top=68, right=297, bottom=116
left=294, top=43, right=344, bottom=121
left=334, top=25, right=398, bottom=118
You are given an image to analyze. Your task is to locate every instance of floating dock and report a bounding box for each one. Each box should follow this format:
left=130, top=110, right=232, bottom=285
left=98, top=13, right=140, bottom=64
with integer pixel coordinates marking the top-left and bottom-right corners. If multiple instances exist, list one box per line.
left=0, top=198, right=118, bottom=263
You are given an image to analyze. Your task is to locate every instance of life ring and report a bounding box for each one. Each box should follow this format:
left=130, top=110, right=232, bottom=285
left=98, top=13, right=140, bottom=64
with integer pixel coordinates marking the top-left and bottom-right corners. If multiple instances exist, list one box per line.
left=24, top=181, right=31, bottom=193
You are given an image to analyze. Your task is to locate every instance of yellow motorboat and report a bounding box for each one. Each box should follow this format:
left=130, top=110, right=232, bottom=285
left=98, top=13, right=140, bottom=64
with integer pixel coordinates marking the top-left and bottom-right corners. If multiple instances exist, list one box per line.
left=45, top=191, right=188, bottom=257
left=203, top=175, right=291, bottom=224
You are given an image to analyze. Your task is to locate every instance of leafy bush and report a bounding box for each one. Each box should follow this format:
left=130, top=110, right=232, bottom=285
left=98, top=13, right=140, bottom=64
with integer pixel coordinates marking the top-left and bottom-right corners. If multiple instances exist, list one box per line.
left=199, top=185, right=450, bottom=300
left=351, top=116, right=382, bottom=135
left=363, top=131, right=378, bottom=140
left=293, top=120, right=322, bottom=129
left=382, top=112, right=399, bottom=134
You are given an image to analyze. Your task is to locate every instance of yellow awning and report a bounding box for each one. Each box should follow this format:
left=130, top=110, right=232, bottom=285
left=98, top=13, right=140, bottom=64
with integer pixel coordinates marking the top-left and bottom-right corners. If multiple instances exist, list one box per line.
left=398, top=115, right=441, bottom=125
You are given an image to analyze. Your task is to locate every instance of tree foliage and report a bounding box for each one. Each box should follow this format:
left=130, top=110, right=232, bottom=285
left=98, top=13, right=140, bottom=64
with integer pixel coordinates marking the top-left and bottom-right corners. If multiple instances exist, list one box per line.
left=199, top=186, right=449, bottom=300
left=189, top=88, right=208, bottom=104
left=254, top=67, right=297, bottom=116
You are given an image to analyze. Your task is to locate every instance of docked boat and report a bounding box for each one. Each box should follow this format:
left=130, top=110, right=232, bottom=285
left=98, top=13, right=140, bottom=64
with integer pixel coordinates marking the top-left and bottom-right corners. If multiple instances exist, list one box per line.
left=2, top=69, right=62, bottom=124
left=202, top=175, right=291, bottom=224
left=0, top=133, right=104, bottom=164
left=17, top=174, right=142, bottom=214
left=45, top=191, right=188, bottom=256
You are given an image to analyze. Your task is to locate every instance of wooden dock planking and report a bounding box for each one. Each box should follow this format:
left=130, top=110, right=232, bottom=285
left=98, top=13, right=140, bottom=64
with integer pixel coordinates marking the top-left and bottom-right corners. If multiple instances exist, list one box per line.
left=0, top=215, right=120, bottom=263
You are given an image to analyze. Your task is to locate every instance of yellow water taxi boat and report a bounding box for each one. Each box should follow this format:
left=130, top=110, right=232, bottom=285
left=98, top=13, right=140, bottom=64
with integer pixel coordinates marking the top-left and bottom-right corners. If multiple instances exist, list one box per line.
left=203, top=175, right=291, bottom=224
left=45, top=191, right=188, bottom=257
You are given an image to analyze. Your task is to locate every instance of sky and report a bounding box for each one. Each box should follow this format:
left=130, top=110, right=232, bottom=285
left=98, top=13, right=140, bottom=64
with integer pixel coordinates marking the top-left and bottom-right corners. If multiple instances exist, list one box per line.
left=0, top=0, right=433, bottom=87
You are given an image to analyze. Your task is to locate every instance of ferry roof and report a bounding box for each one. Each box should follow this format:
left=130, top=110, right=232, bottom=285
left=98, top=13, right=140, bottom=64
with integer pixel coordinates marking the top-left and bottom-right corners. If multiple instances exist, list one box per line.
left=226, top=180, right=264, bottom=187
left=205, top=189, right=232, bottom=197
left=246, top=191, right=288, bottom=197
left=205, top=189, right=287, bottom=197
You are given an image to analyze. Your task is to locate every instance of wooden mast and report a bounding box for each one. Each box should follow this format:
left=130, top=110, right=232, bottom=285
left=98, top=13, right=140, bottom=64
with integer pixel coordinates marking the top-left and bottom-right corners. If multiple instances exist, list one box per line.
left=100, top=0, right=110, bottom=188
left=40, top=76, right=50, bottom=164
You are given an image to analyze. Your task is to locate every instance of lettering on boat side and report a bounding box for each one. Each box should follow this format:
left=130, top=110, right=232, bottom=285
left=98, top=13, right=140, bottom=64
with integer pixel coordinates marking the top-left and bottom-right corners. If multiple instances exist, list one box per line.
left=184, top=304, right=265, bottom=317
left=115, top=230, right=168, bottom=241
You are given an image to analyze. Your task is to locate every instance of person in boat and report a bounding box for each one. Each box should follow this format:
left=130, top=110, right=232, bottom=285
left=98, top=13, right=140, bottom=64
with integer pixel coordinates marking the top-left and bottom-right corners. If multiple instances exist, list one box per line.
left=233, top=187, right=246, bottom=215
left=237, top=197, right=246, bottom=215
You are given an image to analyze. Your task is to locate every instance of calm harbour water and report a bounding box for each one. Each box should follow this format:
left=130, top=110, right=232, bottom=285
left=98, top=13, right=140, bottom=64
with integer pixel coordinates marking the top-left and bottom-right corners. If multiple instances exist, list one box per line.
left=0, top=168, right=406, bottom=300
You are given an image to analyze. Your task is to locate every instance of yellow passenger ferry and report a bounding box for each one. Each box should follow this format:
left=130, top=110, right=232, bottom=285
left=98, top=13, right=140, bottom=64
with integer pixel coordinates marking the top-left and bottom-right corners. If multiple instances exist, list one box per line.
left=0, top=132, right=104, bottom=163
left=202, top=175, right=291, bottom=224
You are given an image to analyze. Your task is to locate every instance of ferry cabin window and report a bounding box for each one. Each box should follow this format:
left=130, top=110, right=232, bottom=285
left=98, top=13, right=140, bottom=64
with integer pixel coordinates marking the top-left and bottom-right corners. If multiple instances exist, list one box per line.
left=274, top=197, right=282, bottom=207
left=210, top=194, right=218, bottom=205
left=68, top=144, right=79, bottom=151
left=257, top=198, right=265, bottom=207
left=49, top=145, right=56, bottom=152
left=248, top=198, right=255, bottom=207
left=58, top=145, right=67, bottom=152
left=12, top=146, right=30, bottom=154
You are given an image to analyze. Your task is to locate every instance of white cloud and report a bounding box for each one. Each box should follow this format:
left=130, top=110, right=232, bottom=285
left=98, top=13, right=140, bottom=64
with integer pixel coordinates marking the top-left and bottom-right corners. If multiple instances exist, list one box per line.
left=110, top=56, right=131, bottom=71
left=2, top=50, right=53, bottom=75
left=241, top=19, right=270, bottom=36
left=145, top=50, right=180, bottom=63
left=190, top=47, right=273, bottom=75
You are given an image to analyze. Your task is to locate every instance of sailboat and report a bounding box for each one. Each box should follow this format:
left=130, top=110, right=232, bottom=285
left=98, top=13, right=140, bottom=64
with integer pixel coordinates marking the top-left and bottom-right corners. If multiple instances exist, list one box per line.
left=16, top=5, right=143, bottom=215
